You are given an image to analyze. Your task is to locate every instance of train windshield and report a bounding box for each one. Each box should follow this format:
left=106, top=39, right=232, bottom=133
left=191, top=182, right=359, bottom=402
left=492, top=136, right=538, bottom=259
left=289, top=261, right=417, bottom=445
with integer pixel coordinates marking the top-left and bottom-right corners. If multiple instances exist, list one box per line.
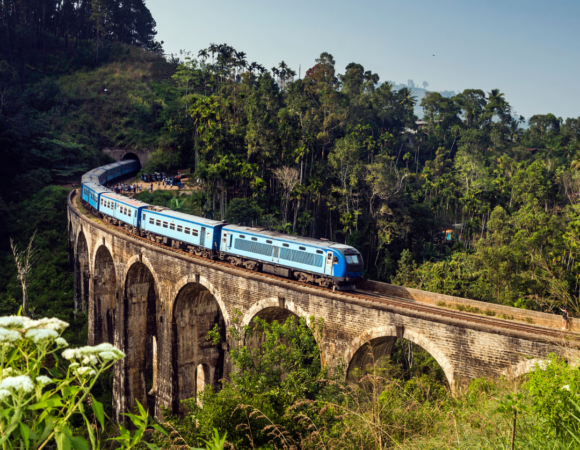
left=345, top=254, right=360, bottom=264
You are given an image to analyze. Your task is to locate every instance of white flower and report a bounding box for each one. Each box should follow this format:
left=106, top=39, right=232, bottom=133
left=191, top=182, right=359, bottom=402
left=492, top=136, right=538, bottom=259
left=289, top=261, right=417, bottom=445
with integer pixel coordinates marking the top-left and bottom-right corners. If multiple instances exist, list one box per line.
left=55, top=337, right=68, bottom=347
left=62, top=349, right=79, bottom=360
left=63, top=344, right=124, bottom=361
left=0, top=328, right=22, bottom=343
left=0, top=389, right=10, bottom=400
left=36, top=376, right=52, bottom=387
left=32, top=318, right=69, bottom=332
left=563, top=385, right=571, bottom=391
left=0, top=317, right=25, bottom=329
left=75, top=367, right=96, bottom=377
left=99, top=351, right=119, bottom=361
left=82, top=355, right=98, bottom=365
left=0, top=375, right=34, bottom=393
left=25, top=329, right=58, bottom=343
left=2, top=368, right=16, bottom=377
left=94, top=343, right=116, bottom=352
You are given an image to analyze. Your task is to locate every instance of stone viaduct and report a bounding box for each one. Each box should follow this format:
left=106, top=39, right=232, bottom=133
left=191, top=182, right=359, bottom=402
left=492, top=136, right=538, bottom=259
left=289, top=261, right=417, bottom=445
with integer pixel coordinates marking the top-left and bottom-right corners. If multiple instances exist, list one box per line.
left=68, top=190, right=580, bottom=420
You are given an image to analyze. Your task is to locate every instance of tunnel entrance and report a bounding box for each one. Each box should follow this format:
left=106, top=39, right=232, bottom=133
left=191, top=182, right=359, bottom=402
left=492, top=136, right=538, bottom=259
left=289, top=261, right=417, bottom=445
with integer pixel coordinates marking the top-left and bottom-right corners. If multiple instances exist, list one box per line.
left=172, top=283, right=225, bottom=414
left=124, top=262, right=158, bottom=415
left=122, top=152, right=141, bottom=170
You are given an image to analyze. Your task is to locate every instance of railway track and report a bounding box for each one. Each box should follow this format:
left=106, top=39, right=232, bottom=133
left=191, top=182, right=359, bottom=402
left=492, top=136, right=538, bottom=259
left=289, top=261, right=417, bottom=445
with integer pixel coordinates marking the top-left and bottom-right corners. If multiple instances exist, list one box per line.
left=73, top=191, right=578, bottom=343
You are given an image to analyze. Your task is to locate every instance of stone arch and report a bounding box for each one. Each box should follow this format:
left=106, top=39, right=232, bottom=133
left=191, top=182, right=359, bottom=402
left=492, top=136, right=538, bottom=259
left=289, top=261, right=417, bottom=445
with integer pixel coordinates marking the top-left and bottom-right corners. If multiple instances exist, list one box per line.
left=171, top=281, right=226, bottom=414
left=124, top=261, right=159, bottom=415
left=75, top=230, right=90, bottom=313
left=242, top=297, right=310, bottom=328
left=171, top=275, right=230, bottom=327
left=122, top=254, right=161, bottom=296
left=502, top=358, right=546, bottom=380
left=93, top=245, right=118, bottom=345
left=345, top=326, right=456, bottom=388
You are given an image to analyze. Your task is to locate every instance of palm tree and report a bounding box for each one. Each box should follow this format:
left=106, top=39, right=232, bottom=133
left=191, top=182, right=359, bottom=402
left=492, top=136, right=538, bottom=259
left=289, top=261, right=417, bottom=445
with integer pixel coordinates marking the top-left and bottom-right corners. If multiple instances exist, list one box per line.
left=399, top=87, right=417, bottom=108
left=198, top=48, right=208, bottom=62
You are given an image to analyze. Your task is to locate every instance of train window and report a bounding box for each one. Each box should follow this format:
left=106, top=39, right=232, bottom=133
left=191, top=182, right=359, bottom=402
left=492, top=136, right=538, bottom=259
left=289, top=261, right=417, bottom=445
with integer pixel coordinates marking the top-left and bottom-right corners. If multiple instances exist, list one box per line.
left=251, top=237, right=257, bottom=241
left=346, top=255, right=360, bottom=264
left=170, top=223, right=175, bottom=230
left=149, top=218, right=154, bottom=225
left=163, top=221, right=168, bottom=228
left=327, top=253, right=333, bottom=259
left=283, top=243, right=289, bottom=247
left=128, top=209, right=131, bottom=217
left=185, top=227, right=191, bottom=235
left=177, top=225, right=183, bottom=232
left=143, top=214, right=146, bottom=220
left=266, top=240, right=272, bottom=244
left=299, top=246, right=306, bottom=251
left=156, top=220, right=161, bottom=226
left=239, top=235, right=245, bottom=239
left=192, top=229, right=199, bottom=237
left=316, top=250, right=323, bottom=254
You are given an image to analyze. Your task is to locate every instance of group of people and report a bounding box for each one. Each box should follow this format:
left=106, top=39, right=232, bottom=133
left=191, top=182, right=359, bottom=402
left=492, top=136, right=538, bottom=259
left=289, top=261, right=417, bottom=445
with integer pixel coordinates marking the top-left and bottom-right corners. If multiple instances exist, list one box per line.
left=110, top=183, right=143, bottom=194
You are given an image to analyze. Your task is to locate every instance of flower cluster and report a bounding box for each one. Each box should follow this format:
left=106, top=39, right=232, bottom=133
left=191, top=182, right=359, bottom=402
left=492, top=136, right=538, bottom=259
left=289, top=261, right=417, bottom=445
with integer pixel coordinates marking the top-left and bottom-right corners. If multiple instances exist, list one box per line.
left=0, top=316, right=69, bottom=348
left=62, top=342, right=125, bottom=363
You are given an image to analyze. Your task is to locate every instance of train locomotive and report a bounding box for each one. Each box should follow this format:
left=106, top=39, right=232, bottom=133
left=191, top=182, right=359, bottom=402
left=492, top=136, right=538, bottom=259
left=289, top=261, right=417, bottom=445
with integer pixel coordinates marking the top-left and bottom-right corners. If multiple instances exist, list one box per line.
left=79, top=160, right=365, bottom=290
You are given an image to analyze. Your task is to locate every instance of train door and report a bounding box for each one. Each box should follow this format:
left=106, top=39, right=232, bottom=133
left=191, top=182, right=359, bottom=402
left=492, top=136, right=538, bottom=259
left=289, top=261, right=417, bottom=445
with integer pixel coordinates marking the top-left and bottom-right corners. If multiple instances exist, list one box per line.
left=221, top=232, right=228, bottom=251
left=200, top=227, right=206, bottom=247
left=272, top=246, right=280, bottom=263
left=325, top=252, right=334, bottom=275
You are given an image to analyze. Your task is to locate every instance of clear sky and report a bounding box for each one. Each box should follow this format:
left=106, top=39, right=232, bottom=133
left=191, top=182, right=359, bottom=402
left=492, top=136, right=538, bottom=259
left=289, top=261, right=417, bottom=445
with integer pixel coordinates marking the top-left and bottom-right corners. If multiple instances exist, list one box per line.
left=146, top=0, right=580, bottom=120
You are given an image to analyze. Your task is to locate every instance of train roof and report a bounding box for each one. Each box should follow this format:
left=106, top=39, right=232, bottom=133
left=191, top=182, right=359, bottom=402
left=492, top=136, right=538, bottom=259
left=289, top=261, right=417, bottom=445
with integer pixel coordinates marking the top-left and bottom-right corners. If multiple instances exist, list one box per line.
left=83, top=183, right=111, bottom=194
left=101, top=162, right=122, bottom=170
left=102, top=192, right=150, bottom=208
left=223, top=225, right=347, bottom=248
left=145, top=207, right=224, bottom=227
left=81, top=174, right=100, bottom=183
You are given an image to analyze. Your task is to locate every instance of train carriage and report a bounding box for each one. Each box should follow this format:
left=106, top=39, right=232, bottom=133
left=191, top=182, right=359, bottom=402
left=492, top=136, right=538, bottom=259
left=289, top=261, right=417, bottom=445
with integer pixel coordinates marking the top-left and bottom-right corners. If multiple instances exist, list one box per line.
left=102, top=163, right=123, bottom=182
left=219, top=226, right=364, bottom=289
left=81, top=183, right=110, bottom=210
left=99, top=193, right=149, bottom=230
left=120, top=159, right=139, bottom=175
left=81, top=173, right=101, bottom=184
left=85, top=168, right=107, bottom=185
left=140, top=208, right=224, bottom=257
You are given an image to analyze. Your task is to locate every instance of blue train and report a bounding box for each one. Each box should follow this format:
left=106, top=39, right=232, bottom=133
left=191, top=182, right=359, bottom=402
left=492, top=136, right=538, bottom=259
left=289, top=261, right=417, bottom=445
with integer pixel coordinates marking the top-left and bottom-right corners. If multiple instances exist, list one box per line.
left=79, top=159, right=364, bottom=290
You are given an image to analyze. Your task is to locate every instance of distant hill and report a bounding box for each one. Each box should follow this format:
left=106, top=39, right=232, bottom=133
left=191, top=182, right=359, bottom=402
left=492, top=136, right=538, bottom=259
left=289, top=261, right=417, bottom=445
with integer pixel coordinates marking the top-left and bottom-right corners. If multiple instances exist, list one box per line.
left=388, top=82, right=456, bottom=119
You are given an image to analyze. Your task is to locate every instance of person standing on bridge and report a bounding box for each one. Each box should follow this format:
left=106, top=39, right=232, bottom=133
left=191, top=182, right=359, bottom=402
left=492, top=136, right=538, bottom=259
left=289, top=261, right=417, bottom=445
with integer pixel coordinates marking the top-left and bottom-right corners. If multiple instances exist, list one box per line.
left=560, top=306, right=569, bottom=330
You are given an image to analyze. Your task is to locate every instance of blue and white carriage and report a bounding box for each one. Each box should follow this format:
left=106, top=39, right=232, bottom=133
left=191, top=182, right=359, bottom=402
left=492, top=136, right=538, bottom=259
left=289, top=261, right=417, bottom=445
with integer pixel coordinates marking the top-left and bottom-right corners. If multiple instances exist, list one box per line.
left=79, top=158, right=365, bottom=289
left=81, top=183, right=109, bottom=210
left=219, top=225, right=364, bottom=289
left=100, top=192, right=149, bottom=230
left=140, top=208, right=224, bottom=257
